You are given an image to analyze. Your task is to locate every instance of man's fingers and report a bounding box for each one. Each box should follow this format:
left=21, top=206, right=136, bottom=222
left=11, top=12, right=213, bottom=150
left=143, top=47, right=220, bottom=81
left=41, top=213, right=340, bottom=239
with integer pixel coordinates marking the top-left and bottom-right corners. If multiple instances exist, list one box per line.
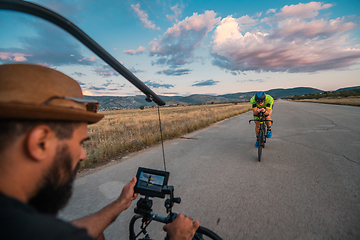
left=163, top=223, right=169, bottom=232
left=193, top=220, right=200, bottom=230
left=131, top=176, right=137, bottom=184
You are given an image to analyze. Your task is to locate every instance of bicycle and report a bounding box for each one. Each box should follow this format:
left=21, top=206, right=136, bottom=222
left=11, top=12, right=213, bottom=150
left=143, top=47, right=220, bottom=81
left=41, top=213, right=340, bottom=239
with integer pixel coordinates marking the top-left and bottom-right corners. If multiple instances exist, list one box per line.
left=129, top=168, right=222, bottom=240
left=249, top=111, right=273, bottom=162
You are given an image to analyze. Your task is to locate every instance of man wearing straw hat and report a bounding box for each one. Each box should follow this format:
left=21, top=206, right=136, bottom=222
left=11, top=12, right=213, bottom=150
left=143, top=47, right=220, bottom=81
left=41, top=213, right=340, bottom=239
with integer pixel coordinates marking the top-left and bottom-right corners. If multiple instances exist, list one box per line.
left=0, top=64, right=199, bottom=240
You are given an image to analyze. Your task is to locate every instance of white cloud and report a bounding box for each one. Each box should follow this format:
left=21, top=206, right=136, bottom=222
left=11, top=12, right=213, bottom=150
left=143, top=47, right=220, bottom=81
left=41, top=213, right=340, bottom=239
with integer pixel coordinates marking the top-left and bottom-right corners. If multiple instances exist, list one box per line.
left=149, top=10, right=221, bottom=67
left=131, top=3, right=160, bottom=30
left=166, top=3, right=183, bottom=22
left=93, top=66, right=119, bottom=77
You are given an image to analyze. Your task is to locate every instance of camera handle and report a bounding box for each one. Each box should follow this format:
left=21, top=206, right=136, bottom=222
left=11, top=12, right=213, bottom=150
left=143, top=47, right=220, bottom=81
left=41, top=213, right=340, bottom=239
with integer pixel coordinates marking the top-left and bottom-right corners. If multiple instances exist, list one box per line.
left=163, top=186, right=181, bottom=215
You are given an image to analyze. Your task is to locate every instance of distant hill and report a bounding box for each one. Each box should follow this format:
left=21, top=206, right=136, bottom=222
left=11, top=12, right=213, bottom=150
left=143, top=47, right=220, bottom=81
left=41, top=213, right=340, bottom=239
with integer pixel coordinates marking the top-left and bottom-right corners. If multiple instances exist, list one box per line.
left=89, top=86, right=357, bottom=111
left=335, top=86, right=360, bottom=92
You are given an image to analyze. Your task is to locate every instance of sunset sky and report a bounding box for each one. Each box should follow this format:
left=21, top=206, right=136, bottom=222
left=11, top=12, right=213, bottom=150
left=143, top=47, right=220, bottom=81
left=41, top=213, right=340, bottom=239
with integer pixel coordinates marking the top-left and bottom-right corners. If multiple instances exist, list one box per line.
left=1, top=0, right=359, bottom=97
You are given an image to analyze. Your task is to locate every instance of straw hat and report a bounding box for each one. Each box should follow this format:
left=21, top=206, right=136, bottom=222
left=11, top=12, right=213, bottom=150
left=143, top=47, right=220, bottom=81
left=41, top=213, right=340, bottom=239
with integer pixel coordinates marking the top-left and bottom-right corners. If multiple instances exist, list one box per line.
left=0, top=64, right=104, bottom=123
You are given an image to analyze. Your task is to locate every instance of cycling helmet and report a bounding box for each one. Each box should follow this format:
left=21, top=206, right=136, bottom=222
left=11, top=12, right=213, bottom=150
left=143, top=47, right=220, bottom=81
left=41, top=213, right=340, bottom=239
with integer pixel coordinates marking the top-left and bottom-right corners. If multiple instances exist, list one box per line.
left=255, top=91, right=266, bottom=103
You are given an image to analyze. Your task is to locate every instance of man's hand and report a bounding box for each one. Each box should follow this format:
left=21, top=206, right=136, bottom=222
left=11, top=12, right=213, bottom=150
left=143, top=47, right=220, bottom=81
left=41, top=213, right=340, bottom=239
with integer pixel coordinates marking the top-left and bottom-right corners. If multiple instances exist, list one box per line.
left=255, top=108, right=265, bottom=114
left=117, top=176, right=138, bottom=210
left=163, top=214, right=200, bottom=240
left=71, top=177, right=139, bottom=239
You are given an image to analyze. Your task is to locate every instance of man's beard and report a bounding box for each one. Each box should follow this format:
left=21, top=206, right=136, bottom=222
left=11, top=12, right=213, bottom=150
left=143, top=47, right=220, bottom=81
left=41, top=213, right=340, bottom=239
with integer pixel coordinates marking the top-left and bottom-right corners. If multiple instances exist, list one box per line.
left=28, top=144, right=80, bottom=215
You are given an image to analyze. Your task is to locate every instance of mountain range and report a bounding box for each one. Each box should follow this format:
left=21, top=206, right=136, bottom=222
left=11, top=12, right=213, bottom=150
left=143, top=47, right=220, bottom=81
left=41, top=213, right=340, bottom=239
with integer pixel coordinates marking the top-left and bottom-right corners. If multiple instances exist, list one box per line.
left=87, top=86, right=359, bottom=111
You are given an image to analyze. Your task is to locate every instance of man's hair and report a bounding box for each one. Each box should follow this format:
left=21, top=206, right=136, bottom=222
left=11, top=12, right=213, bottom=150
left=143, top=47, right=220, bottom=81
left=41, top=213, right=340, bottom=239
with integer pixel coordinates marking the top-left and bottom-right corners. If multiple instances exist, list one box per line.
left=0, top=120, right=79, bottom=154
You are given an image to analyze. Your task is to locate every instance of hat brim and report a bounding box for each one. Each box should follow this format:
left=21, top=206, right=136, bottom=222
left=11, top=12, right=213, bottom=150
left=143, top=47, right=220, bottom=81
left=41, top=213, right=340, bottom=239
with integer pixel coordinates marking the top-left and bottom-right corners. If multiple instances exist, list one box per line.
left=0, top=102, right=104, bottom=124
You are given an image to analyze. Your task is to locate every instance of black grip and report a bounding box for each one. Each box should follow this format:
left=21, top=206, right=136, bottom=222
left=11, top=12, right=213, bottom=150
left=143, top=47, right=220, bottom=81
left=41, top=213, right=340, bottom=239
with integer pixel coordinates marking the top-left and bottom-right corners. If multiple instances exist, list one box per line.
left=196, top=226, right=222, bottom=240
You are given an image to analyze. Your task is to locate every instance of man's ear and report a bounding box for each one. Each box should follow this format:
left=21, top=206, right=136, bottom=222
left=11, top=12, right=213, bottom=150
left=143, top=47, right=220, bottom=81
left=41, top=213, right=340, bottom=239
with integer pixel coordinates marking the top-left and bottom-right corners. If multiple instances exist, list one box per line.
left=26, top=125, right=56, bottom=162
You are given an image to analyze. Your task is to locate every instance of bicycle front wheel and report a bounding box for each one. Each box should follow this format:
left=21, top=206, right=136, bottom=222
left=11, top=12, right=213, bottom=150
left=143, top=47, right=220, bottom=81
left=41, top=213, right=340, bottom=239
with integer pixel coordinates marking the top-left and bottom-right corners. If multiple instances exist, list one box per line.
left=258, top=126, right=263, bottom=162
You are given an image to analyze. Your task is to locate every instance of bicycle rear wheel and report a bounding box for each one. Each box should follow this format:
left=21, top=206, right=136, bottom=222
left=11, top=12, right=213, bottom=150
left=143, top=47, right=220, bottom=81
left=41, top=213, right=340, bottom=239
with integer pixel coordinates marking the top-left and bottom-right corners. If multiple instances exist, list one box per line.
left=258, top=126, right=263, bottom=162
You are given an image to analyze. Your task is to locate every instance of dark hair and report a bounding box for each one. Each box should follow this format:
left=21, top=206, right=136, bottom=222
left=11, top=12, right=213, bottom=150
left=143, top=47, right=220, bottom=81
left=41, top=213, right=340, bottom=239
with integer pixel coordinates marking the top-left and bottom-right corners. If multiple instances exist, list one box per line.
left=0, top=120, right=79, bottom=154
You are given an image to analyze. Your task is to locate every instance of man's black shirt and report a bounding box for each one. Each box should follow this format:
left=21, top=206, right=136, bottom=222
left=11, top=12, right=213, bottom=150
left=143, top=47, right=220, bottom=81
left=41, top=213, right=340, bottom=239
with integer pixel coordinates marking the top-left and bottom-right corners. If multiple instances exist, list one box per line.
left=0, top=192, right=94, bottom=240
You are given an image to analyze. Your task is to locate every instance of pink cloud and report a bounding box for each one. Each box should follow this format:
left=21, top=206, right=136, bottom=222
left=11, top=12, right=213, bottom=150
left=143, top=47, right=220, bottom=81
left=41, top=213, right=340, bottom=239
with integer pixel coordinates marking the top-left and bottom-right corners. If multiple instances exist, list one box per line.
left=13, top=56, right=27, bottom=62
left=274, top=17, right=356, bottom=40
left=123, top=46, right=146, bottom=55
left=211, top=3, right=360, bottom=73
left=266, top=9, right=277, bottom=14
left=277, top=2, right=332, bottom=19
left=131, top=3, right=160, bottom=30
left=0, top=53, right=12, bottom=60
left=165, top=10, right=220, bottom=37
left=0, top=52, right=31, bottom=62
left=90, top=56, right=96, bottom=61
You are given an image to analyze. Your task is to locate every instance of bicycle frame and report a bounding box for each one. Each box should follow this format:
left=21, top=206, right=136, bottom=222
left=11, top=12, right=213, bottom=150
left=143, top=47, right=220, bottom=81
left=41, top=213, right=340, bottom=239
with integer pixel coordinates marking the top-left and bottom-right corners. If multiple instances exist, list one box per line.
left=249, top=111, right=273, bottom=162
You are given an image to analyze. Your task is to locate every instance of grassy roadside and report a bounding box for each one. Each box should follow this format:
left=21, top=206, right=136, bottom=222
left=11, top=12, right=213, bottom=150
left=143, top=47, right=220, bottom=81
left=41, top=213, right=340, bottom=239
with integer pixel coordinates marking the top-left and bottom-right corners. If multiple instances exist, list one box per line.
left=81, top=102, right=251, bottom=169
left=288, top=96, right=360, bottom=107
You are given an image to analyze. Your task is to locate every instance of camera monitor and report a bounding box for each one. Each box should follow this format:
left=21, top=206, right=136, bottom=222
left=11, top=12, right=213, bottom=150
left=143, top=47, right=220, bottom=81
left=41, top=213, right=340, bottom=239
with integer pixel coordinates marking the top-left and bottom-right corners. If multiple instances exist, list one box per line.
left=134, top=167, right=170, bottom=198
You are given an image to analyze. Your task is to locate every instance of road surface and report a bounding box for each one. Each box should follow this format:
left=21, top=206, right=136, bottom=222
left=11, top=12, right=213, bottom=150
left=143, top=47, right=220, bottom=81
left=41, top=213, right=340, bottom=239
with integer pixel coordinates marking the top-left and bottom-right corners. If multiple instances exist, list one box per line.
left=60, top=100, right=360, bottom=239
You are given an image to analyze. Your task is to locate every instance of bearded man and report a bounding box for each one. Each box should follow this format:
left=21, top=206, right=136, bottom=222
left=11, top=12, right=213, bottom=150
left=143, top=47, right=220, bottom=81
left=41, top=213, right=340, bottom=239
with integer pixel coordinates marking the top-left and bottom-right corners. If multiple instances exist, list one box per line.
left=0, top=64, right=199, bottom=240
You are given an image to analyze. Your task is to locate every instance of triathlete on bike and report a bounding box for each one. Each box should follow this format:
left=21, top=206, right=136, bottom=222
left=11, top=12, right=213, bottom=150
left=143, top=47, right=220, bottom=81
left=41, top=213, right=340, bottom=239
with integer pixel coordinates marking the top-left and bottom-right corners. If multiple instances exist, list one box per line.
left=250, top=91, right=274, bottom=147
left=146, top=175, right=152, bottom=186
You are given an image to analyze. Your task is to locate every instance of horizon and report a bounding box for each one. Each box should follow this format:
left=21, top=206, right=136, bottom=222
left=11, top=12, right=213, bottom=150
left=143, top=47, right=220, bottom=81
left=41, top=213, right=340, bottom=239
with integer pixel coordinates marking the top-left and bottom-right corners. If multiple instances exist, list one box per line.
left=86, top=85, right=359, bottom=98
left=1, top=0, right=360, bottom=96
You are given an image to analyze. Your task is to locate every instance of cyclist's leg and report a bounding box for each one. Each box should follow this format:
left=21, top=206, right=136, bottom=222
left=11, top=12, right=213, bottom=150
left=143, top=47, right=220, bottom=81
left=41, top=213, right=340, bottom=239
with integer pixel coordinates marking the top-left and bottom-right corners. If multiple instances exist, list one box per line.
left=265, top=110, right=272, bottom=138
left=254, top=117, right=260, bottom=136
left=265, top=110, right=272, bottom=128
left=253, top=115, right=260, bottom=147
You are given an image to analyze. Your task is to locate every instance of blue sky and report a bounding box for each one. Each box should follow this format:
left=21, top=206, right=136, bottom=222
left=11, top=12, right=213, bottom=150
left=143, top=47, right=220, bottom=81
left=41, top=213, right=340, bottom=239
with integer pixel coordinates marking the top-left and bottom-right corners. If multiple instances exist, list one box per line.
left=1, top=0, right=359, bottom=97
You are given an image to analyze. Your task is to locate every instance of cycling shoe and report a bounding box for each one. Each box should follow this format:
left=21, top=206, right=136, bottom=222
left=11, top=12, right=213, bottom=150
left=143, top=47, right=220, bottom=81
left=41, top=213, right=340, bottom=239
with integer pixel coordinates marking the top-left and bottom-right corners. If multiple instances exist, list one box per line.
left=267, top=130, right=272, bottom=138
left=255, top=140, right=259, bottom=147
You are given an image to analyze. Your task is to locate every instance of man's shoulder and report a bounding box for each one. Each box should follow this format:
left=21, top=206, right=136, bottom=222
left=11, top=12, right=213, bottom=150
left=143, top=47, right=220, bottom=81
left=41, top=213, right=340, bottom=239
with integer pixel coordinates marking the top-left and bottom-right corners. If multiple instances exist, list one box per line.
left=250, top=95, right=256, bottom=103
left=265, top=94, right=274, bottom=102
left=0, top=193, right=94, bottom=240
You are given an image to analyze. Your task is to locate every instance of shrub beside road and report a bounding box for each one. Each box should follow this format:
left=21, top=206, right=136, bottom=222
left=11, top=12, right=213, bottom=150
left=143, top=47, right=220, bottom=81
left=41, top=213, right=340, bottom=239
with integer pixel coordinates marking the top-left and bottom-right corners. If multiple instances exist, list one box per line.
left=82, top=102, right=251, bottom=169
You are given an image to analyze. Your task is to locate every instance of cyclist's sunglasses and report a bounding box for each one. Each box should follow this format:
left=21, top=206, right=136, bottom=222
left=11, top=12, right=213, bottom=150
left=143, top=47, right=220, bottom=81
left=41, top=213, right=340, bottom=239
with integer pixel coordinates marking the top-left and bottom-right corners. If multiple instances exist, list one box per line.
left=42, top=96, right=99, bottom=113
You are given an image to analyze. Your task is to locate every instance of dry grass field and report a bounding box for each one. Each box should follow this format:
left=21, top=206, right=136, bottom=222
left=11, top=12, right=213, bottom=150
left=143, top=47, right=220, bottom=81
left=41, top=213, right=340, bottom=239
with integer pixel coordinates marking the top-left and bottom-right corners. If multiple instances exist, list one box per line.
left=82, top=102, right=251, bottom=169
left=296, top=96, right=360, bottom=106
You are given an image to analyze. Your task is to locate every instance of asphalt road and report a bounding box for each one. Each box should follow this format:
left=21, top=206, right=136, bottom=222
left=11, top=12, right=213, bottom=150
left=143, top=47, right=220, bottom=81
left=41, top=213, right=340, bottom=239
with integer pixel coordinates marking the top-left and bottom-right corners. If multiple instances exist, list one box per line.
left=60, top=100, right=360, bottom=240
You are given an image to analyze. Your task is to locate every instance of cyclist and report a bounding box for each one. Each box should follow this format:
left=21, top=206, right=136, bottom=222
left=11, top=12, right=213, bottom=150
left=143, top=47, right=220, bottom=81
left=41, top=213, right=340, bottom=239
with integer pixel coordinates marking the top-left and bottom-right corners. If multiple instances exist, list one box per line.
left=0, top=64, right=199, bottom=240
left=250, top=91, right=274, bottom=147
left=146, top=175, right=152, bottom=186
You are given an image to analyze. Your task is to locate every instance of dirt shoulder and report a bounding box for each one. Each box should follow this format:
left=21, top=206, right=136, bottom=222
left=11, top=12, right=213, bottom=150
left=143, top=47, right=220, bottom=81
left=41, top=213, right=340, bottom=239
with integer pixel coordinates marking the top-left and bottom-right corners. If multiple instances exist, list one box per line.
left=289, top=96, right=360, bottom=107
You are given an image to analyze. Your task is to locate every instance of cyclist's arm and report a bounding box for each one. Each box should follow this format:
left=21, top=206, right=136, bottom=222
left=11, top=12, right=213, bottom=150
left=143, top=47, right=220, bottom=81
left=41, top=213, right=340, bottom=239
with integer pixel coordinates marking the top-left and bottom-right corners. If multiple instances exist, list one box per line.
left=71, top=177, right=138, bottom=239
left=251, top=101, right=262, bottom=114
left=253, top=108, right=266, bottom=115
left=264, top=96, right=274, bottom=116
